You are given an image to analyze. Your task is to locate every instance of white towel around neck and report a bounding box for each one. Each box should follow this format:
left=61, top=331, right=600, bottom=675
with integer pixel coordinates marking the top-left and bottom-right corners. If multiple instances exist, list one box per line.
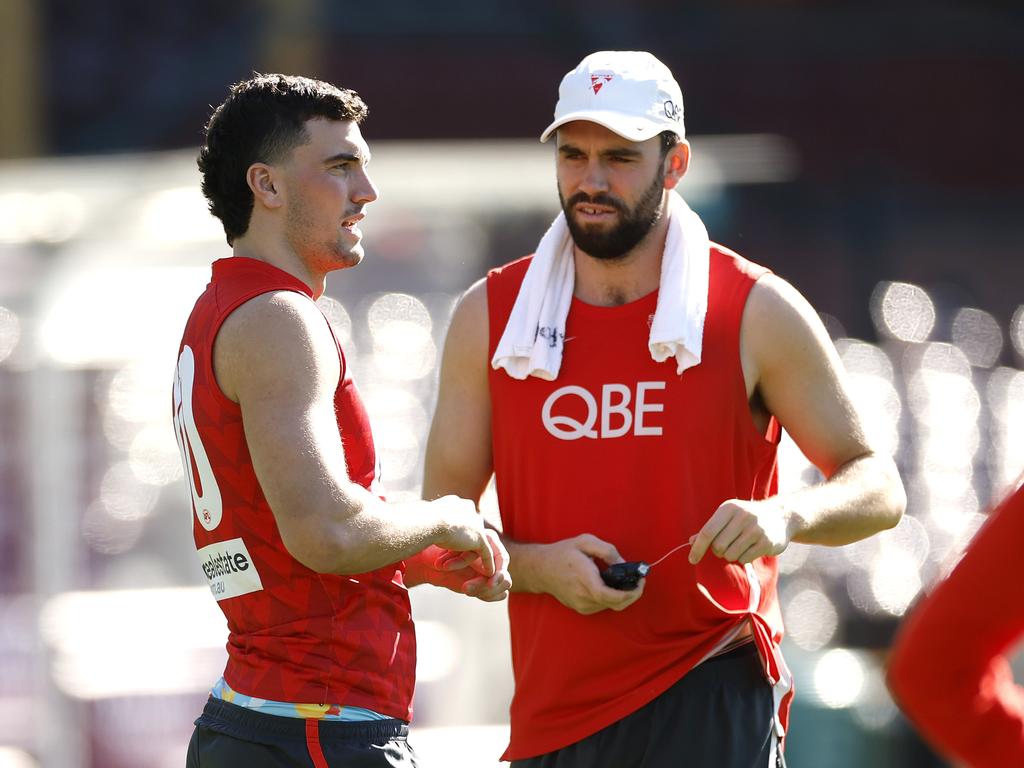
left=491, top=190, right=710, bottom=380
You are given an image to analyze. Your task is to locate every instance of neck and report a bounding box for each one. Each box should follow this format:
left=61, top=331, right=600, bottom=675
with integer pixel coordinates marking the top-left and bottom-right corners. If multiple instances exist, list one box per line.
left=572, top=208, right=670, bottom=307
left=231, top=226, right=326, bottom=299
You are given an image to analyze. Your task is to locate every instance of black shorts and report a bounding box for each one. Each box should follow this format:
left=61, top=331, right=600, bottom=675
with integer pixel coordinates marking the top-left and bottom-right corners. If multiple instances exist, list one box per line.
left=511, top=642, right=784, bottom=768
left=186, top=697, right=418, bottom=768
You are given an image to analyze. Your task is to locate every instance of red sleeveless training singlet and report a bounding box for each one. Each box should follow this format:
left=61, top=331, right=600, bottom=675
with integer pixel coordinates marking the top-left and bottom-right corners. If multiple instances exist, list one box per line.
left=488, top=245, right=790, bottom=760
left=172, top=257, right=415, bottom=719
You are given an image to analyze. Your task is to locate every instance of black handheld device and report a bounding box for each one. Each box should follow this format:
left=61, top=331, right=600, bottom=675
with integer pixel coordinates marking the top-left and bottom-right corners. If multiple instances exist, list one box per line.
left=597, top=541, right=693, bottom=591
left=600, top=561, right=650, bottom=590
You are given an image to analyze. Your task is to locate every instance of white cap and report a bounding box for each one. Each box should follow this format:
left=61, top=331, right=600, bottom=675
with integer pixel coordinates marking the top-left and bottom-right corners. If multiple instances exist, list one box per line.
left=540, top=51, right=685, bottom=144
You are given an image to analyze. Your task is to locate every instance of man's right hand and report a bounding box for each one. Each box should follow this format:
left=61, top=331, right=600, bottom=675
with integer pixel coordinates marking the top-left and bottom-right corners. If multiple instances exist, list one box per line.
left=532, top=534, right=645, bottom=615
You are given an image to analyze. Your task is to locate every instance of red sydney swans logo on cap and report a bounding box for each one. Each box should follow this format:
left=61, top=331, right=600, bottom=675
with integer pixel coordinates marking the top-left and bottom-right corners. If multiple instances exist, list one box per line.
left=590, top=72, right=614, bottom=94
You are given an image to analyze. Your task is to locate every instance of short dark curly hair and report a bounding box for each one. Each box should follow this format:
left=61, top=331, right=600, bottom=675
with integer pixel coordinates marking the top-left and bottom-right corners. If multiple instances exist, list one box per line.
left=198, top=74, right=368, bottom=245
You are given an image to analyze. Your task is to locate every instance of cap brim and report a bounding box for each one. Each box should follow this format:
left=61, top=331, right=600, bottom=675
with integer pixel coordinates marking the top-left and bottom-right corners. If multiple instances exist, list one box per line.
left=539, top=110, right=675, bottom=143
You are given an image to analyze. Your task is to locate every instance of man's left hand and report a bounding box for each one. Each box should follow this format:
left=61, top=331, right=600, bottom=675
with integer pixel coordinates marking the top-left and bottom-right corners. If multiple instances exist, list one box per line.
left=688, top=498, right=792, bottom=566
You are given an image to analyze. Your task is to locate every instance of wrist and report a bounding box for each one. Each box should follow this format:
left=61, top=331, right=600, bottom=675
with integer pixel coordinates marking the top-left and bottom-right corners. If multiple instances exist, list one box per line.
left=402, top=548, right=432, bottom=587
left=781, top=499, right=806, bottom=545
left=507, top=540, right=550, bottom=595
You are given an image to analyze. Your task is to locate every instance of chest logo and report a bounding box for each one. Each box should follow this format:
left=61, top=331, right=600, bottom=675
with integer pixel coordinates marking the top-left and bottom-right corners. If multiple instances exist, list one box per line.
left=541, top=382, right=666, bottom=441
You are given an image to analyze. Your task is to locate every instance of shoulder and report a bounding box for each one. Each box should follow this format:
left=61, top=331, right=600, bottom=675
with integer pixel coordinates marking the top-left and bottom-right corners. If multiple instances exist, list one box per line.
left=216, top=290, right=338, bottom=401
left=744, top=273, right=819, bottom=333
left=444, top=277, right=489, bottom=356
left=486, top=254, right=534, bottom=298
left=219, top=289, right=330, bottom=349
left=741, top=272, right=838, bottom=377
left=483, top=255, right=533, bottom=336
left=709, top=242, right=771, bottom=283
left=487, top=254, right=534, bottom=282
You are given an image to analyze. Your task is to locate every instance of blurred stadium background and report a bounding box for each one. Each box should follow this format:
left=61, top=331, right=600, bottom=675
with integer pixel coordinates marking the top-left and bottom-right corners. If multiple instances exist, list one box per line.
left=1, top=1, right=1023, bottom=766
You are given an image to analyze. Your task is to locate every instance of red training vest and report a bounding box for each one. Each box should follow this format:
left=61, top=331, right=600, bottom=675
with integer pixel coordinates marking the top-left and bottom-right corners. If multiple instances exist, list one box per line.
left=172, top=256, right=415, bottom=718
left=488, top=245, right=787, bottom=760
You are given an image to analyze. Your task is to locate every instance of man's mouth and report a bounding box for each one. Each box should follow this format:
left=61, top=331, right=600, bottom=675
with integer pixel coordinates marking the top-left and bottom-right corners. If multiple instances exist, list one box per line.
left=341, top=212, right=364, bottom=231
left=574, top=204, right=618, bottom=221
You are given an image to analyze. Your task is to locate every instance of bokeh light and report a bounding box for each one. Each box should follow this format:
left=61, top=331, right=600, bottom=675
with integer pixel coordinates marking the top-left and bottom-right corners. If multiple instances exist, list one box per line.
left=362, top=387, right=428, bottom=482
left=813, top=649, right=865, bottom=709
left=952, top=307, right=1003, bottom=368
left=777, top=542, right=811, bottom=575
left=0, top=305, right=21, bottom=363
left=783, top=587, right=838, bottom=651
left=906, top=344, right=979, bottom=474
left=129, top=423, right=184, bottom=486
left=99, top=461, right=160, bottom=522
left=316, top=295, right=354, bottom=348
left=838, top=339, right=901, bottom=456
left=852, top=666, right=899, bottom=731
left=987, top=368, right=1024, bottom=491
left=870, top=281, right=935, bottom=343
left=138, top=187, right=222, bottom=244
left=367, top=293, right=437, bottom=381
left=869, top=547, right=921, bottom=616
left=0, top=747, right=37, bottom=768
left=81, top=500, right=145, bottom=556
left=0, top=190, right=86, bottom=244
left=1011, top=305, right=1024, bottom=358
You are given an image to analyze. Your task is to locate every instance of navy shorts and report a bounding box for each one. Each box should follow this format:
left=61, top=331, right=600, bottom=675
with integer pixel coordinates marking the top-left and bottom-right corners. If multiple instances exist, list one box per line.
left=186, top=697, right=419, bottom=767
left=511, top=642, right=785, bottom=768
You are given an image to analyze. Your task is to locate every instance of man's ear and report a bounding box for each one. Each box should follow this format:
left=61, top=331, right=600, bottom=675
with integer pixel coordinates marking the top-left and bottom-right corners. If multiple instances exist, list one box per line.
left=247, top=163, right=284, bottom=210
left=663, top=141, right=690, bottom=190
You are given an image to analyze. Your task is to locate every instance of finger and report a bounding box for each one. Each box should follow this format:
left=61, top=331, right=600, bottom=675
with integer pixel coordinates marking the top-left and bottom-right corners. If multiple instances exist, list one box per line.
left=737, top=541, right=771, bottom=565
left=689, top=506, right=735, bottom=565
left=485, top=530, right=508, bottom=574
left=437, top=551, right=476, bottom=571
left=475, top=572, right=512, bottom=601
left=576, top=534, right=623, bottom=565
left=712, top=516, right=752, bottom=560
left=610, top=578, right=646, bottom=611
left=464, top=532, right=508, bottom=577
left=591, top=576, right=644, bottom=608
left=461, top=576, right=488, bottom=596
left=722, top=526, right=762, bottom=562
left=475, top=531, right=496, bottom=577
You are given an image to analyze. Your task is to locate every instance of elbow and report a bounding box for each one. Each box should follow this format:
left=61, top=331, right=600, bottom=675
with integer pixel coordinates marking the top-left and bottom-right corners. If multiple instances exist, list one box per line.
left=878, top=456, right=907, bottom=531
left=851, top=450, right=905, bottom=534
left=279, top=525, right=351, bottom=574
left=281, top=535, right=337, bottom=574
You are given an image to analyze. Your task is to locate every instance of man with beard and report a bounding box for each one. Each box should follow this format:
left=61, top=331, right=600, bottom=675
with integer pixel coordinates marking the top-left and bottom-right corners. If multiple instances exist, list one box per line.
left=176, top=74, right=510, bottom=768
left=423, top=52, right=905, bottom=767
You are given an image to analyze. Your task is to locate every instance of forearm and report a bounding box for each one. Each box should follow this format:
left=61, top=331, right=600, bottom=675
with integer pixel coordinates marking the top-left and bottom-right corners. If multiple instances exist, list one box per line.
left=782, top=451, right=904, bottom=546
left=278, top=485, right=449, bottom=575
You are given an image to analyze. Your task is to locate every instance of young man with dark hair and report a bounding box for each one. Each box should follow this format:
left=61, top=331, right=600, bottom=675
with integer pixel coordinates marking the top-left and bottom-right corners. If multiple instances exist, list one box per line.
left=424, top=52, right=905, bottom=767
left=176, top=73, right=510, bottom=768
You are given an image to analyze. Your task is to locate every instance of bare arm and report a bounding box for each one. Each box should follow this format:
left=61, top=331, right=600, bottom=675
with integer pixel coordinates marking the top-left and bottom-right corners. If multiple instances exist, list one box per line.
left=690, top=274, right=906, bottom=565
left=215, top=290, right=499, bottom=577
left=422, top=280, right=641, bottom=613
left=422, top=279, right=495, bottom=506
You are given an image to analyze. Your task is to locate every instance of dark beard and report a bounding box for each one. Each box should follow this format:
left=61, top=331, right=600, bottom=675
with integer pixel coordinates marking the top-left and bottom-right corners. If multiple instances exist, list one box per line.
left=559, top=170, right=664, bottom=261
